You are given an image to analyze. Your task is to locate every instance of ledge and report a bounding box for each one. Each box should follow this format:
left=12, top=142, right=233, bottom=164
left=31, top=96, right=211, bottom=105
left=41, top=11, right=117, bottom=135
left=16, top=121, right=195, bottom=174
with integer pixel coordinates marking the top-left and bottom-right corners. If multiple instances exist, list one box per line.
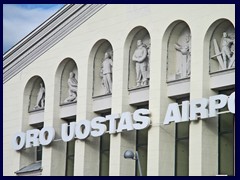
left=60, top=102, right=77, bottom=119
left=15, top=161, right=42, bottom=176
left=129, top=86, right=149, bottom=105
left=92, top=94, right=112, bottom=112
left=167, top=78, right=190, bottom=98
left=60, top=101, right=77, bottom=107
left=92, top=93, right=112, bottom=99
left=210, top=68, right=235, bottom=90
left=210, top=68, right=235, bottom=76
left=29, top=110, right=44, bottom=125
left=167, top=77, right=190, bottom=85
left=29, top=108, right=44, bottom=113
left=128, top=85, right=149, bottom=92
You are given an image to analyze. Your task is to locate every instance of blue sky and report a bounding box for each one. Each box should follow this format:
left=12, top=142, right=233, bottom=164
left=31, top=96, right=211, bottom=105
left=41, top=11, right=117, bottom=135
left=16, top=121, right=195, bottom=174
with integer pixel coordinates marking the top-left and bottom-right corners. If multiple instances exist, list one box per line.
left=3, top=4, right=65, bottom=54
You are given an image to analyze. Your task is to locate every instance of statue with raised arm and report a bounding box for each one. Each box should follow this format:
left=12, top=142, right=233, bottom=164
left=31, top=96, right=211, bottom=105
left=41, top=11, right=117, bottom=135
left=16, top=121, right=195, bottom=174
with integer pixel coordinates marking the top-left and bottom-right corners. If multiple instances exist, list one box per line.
left=33, top=83, right=45, bottom=110
left=132, top=39, right=148, bottom=87
left=64, top=72, right=78, bottom=103
left=100, top=52, right=113, bottom=94
left=174, top=33, right=191, bottom=79
left=221, top=32, right=235, bottom=69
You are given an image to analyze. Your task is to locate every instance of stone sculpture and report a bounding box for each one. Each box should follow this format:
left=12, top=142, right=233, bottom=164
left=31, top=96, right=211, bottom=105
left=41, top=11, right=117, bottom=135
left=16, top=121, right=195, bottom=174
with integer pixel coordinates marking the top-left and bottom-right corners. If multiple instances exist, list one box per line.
left=211, top=32, right=235, bottom=70
left=33, top=83, right=45, bottom=110
left=100, top=52, right=113, bottom=94
left=174, top=33, right=191, bottom=79
left=64, top=72, right=78, bottom=103
left=132, top=39, right=149, bottom=87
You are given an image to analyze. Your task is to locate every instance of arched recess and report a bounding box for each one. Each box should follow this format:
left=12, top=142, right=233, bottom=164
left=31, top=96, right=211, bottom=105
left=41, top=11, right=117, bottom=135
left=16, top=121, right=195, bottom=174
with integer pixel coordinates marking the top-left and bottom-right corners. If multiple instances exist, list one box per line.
left=166, top=20, right=191, bottom=81
left=124, top=26, right=151, bottom=89
left=56, top=58, right=78, bottom=105
left=20, top=75, right=45, bottom=168
left=23, top=75, right=45, bottom=127
left=206, top=19, right=235, bottom=73
left=51, top=58, right=78, bottom=176
left=91, top=39, right=113, bottom=97
left=26, top=76, right=46, bottom=112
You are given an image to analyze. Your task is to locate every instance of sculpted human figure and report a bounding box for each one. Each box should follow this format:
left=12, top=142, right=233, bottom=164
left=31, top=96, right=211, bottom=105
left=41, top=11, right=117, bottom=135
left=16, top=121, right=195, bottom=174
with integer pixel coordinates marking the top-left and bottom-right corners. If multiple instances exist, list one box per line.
left=174, top=33, right=191, bottom=78
left=221, top=32, right=235, bottom=69
left=100, top=52, right=113, bottom=94
left=229, top=40, right=235, bottom=68
left=132, top=40, right=148, bottom=87
left=146, top=43, right=151, bottom=80
left=33, top=83, right=45, bottom=110
left=64, top=72, right=78, bottom=103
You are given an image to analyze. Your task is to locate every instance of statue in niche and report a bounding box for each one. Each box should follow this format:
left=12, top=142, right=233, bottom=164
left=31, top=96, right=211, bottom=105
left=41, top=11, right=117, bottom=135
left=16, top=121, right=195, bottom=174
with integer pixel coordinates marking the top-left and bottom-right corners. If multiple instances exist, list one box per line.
left=211, top=32, right=235, bottom=70
left=146, top=43, right=151, bottom=80
left=132, top=39, right=149, bottom=87
left=64, top=72, right=78, bottom=103
left=100, top=52, right=113, bottom=94
left=230, top=38, right=235, bottom=68
left=174, top=33, right=191, bottom=79
left=33, top=83, right=45, bottom=110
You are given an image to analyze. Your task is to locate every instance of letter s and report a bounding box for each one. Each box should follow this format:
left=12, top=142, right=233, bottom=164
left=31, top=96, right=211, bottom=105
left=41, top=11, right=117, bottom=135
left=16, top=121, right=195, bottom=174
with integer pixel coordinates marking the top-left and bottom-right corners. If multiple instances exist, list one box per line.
left=133, top=109, right=151, bottom=130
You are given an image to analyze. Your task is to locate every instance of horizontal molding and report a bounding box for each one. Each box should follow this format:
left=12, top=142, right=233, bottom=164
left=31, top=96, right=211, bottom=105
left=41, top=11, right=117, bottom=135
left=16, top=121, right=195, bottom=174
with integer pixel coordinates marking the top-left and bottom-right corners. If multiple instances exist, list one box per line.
left=3, top=4, right=106, bottom=84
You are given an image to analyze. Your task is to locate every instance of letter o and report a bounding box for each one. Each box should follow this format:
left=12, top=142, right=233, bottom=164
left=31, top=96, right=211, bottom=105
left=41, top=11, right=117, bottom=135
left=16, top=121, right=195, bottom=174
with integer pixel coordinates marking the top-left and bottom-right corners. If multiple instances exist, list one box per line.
left=228, top=92, right=235, bottom=114
left=75, top=120, right=91, bottom=140
left=12, top=132, right=25, bottom=150
left=39, top=127, right=55, bottom=146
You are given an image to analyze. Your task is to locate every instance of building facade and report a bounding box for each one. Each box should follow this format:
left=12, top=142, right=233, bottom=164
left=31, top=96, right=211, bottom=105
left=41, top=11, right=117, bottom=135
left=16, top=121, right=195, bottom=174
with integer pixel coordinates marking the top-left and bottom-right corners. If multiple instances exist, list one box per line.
left=3, top=4, right=235, bottom=176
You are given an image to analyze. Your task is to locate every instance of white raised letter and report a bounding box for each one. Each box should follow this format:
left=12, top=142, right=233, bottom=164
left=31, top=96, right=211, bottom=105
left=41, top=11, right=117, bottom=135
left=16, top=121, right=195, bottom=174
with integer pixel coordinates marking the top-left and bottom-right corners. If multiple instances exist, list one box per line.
left=75, top=120, right=91, bottom=140
left=190, top=98, right=208, bottom=121
left=39, top=127, right=55, bottom=146
left=181, top=101, right=190, bottom=122
left=209, top=94, right=228, bottom=117
left=106, top=114, right=120, bottom=134
left=133, top=109, right=150, bottom=130
left=164, top=103, right=181, bottom=125
left=91, top=117, right=107, bottom=137
left=25, top=129, right=40, bottom=148
left=228, top=92, right=235, bottom=114
left=61, top=122, right=76, bottom=142
left=117, top=112, right=134, bottom=132
left=12, top=132, right=25, bottom=150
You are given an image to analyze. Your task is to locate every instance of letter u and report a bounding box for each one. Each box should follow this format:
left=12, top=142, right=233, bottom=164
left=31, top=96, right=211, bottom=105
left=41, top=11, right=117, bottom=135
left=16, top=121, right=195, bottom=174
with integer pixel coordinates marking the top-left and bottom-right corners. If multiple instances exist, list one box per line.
left=61, top=122, right=76, bottom=142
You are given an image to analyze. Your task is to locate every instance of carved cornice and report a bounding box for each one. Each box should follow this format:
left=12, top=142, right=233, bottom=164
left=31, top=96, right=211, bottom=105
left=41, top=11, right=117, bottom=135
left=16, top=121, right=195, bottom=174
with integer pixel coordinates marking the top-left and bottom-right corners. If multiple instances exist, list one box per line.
left=3, top=4, right=106, bottom=84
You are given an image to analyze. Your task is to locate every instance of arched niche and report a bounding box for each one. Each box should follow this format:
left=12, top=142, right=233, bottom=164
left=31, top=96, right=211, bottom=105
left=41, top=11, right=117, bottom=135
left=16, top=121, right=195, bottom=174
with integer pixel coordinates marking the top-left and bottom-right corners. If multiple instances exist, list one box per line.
left=92, top=40, right=113, bottom=97
left=22, top=75, right=45, bottom=128
left=57, top=58, right=78, bottom=105
left=167, top=21, right=191, bottom=81
left=208, top=19, right=235, bottom=72
left=26, top=76, right=46, bottom=112
left=126, top=26, right=151, bottom=89
left=21, top=76, right=45, bottom=168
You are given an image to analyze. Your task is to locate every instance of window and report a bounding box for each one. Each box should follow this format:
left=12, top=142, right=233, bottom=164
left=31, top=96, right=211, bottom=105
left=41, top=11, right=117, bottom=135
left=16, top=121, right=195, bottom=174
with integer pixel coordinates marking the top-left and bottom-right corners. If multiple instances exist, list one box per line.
left=218, top=89, right=235, bottom=176
left=136, top=128, right=148, bottom=176
left=36, top=145, right=42, bottom=161
left=175, top=121, right=189, bottom=176
left=99, top=112, right=111, bottom=176
left=136, top=105, right=148, bottom=176
left=175, top=97, right=189, bottom=176
left=35, top=125, right=43, bottom=162
left=65, top=140, right=75, bottom=176
left=65, top=121, right=75, bottom=176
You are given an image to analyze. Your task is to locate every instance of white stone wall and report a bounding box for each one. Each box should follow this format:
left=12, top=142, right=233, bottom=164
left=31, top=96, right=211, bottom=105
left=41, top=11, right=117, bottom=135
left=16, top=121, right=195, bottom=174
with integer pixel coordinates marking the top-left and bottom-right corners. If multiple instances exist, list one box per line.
left=3, top=4, right=235, bottom=176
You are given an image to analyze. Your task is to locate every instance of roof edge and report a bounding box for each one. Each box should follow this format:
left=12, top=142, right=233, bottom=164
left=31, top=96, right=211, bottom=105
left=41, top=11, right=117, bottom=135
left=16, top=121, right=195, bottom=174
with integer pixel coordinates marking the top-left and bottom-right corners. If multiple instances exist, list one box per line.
left=3, top=5, right=70, bottom=58
left=3, top=4, right=106, bottom=84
